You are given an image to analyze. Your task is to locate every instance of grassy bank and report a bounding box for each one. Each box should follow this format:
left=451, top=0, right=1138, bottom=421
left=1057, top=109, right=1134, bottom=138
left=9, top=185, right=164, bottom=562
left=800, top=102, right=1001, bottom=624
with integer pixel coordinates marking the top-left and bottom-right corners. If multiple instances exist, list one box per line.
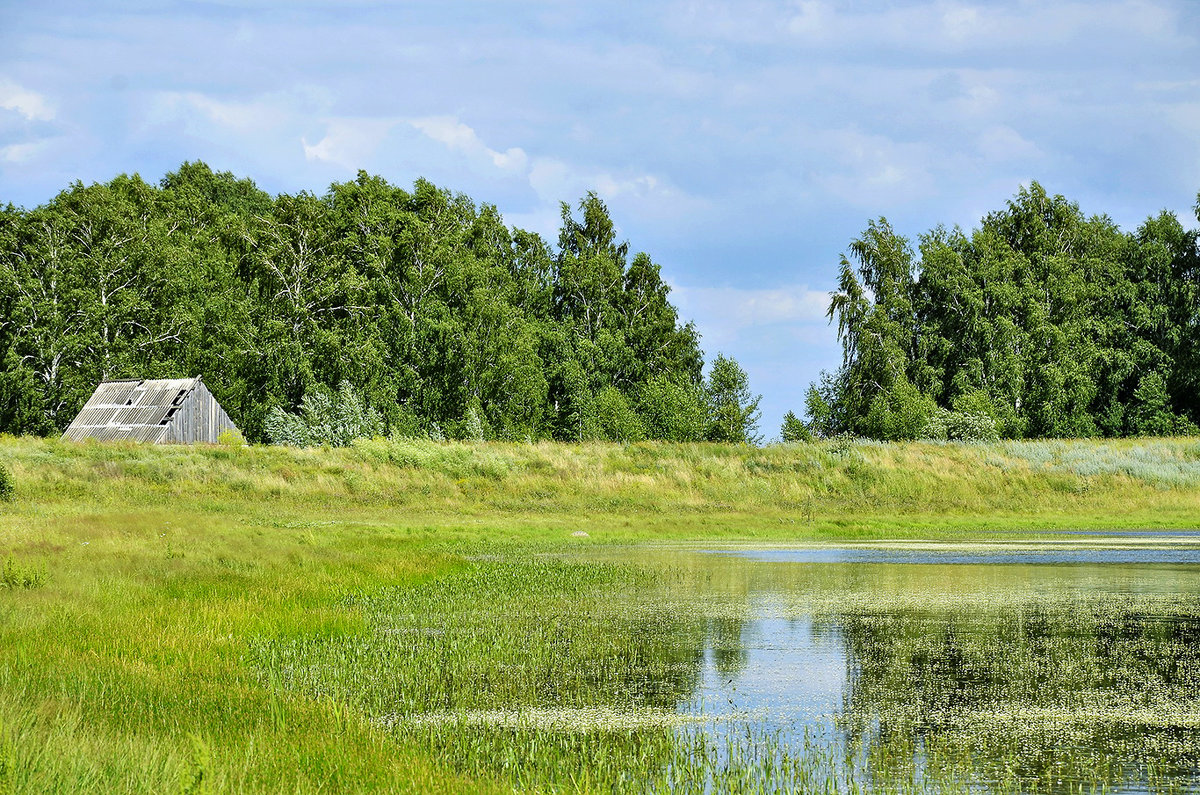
left=1, top=435, right=1200, bottom=792
left=5, top=435, right=1200, bottom=541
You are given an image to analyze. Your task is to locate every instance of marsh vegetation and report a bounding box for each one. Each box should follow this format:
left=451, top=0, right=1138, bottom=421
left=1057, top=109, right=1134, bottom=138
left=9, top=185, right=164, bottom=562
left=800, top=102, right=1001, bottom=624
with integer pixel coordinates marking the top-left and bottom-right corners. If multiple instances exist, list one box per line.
left=2, top=437, right=1200, bottom=791
left=251, top=545, right=1200, bottom=793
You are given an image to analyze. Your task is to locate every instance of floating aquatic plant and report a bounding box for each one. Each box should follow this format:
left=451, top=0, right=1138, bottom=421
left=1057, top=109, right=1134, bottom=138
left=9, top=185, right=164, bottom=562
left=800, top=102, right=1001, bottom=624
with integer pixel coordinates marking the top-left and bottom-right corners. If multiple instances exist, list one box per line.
left=248, top=546, right=1200, bottom=793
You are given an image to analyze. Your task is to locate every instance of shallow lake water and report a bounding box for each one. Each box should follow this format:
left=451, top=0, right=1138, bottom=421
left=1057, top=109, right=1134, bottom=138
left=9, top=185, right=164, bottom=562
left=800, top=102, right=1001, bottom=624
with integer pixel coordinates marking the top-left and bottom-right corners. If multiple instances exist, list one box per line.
left=621, top=535, right=1200, bottom=793
left=258, top=533, right=1200, bottom=793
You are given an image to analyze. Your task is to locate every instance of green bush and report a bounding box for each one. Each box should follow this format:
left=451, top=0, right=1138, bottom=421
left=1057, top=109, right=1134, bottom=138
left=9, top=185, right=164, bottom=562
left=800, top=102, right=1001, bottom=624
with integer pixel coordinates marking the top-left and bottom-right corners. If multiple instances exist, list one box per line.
left=780, top=411, right=813, bottom=443
left=587, top=386, right=646, bottom=443
left=265, top=381, right=383, bottom=447
left=637, top=376, right=707, bottom=442
left=825, top=433, right=860, bottom=459
left=920, top=408, right=1000, bottom=443
left=0, top=463, right=12, bottom=502
left=859, top=380, right=936, bottom=441
left=217, top=428, right=247, bottom=447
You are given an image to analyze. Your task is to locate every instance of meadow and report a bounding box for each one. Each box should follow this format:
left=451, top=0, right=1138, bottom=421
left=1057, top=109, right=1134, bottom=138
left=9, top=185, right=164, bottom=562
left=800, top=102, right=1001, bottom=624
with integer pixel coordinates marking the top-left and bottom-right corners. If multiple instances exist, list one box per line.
left=2, top=435, right=1200, bottom=792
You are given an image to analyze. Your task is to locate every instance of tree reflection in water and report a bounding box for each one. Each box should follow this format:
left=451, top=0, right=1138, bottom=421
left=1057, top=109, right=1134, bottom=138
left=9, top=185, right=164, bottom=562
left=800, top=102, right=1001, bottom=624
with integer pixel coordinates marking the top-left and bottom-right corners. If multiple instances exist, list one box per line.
left=831, top=602, right=1200, bottom=790
left=254, top=547, right=1200, bottom=792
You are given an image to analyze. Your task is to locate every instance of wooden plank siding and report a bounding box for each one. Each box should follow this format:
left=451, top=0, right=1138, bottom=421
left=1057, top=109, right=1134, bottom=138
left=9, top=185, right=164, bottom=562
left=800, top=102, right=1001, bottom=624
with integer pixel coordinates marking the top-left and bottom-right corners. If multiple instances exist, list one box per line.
left=63, top=378, right=241, bottom=444
left=163, top=380, right=239, bottom=444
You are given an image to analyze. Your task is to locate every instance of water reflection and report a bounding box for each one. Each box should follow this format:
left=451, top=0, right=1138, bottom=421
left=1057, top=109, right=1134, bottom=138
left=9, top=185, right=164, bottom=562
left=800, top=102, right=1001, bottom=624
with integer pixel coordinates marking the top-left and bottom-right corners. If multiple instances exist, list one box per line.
left=259, top=542, right=1200, bottom=792
left=670, top=542, right=1200, bottom=793
left=709, top=545, right=1200, bottom=564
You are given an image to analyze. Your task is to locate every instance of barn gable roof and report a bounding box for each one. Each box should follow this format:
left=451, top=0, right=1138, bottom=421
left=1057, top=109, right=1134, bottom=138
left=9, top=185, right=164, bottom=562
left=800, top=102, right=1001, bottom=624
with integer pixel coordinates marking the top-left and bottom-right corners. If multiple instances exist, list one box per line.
left=63, top=378, right=207, bottom=442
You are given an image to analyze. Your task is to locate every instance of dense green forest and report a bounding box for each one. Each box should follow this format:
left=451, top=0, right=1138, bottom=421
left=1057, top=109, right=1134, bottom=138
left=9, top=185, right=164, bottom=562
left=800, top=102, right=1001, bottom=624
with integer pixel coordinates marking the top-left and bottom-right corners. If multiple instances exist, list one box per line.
left=6, top=166, right=1197, bottom=445
left=807, top=183, right=1200, bottom=440
left=0, top=162, right=762, bottom=443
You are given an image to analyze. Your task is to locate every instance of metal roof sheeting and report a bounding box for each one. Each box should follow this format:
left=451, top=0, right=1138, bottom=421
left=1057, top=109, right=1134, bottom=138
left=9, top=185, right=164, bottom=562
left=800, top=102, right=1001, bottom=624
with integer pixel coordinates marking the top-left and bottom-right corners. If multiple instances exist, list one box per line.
left=63, top=378, right=211, bottom=443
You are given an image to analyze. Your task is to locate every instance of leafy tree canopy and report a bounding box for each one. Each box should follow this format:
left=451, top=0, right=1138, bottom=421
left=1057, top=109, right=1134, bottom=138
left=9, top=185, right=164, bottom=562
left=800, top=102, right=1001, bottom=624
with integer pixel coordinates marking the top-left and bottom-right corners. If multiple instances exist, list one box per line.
left=814, top=182, right=1200, bottom=440
left=0, top=164, right=754, bottom=446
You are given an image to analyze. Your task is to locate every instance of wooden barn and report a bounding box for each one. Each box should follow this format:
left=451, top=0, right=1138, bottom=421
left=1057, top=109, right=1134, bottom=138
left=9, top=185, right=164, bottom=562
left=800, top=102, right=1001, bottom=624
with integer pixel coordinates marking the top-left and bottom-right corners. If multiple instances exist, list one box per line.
left=62, top=377, right=240, bottom=444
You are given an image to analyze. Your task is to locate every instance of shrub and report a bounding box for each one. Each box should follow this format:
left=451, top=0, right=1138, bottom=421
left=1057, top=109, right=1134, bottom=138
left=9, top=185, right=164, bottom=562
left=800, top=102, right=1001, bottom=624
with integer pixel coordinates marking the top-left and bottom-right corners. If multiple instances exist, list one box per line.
left=587, top=386, right=646, bottom=443
left=859, top=380, right=937, bottom=441
left=217, top=428, right=246, bottom=447
left=780, top=411, right=813, bottom=443
left=637, top=375, right=707, bottom=442
left=826, top=433, right=858, bottom=459
left=0, top=463, right=12, bottom=502
left=948, top=411, right=999, bottom=442
left=265, top=382, right=383, bottom=447
left=462, top=403, right=486, bottom=442
left=920, top=408, right=1000, bottom=442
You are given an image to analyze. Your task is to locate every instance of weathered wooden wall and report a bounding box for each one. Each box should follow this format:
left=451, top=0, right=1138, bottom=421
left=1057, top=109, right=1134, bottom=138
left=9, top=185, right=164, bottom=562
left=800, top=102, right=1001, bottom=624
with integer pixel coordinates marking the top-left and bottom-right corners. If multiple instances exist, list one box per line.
left=164, top=380, right=239, bottom=444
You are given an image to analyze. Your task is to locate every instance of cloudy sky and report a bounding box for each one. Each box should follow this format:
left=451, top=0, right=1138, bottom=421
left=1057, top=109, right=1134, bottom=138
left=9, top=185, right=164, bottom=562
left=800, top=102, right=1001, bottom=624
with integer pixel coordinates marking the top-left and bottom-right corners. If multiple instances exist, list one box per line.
left=2, top=1, right=1199, bottom=434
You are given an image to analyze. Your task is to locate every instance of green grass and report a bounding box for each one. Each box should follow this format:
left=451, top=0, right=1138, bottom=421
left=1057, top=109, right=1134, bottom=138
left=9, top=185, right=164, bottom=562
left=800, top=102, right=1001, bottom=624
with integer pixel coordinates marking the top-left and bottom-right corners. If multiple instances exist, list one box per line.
left=0, top=435, right=1199, bottom=792
left=6, top=435, right=1200, bottom=540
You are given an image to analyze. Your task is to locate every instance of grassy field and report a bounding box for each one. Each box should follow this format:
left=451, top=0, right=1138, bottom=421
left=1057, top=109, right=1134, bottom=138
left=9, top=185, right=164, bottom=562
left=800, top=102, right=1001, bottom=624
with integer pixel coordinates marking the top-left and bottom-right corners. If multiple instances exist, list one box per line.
left=2, top=435, right=1200, bottom=792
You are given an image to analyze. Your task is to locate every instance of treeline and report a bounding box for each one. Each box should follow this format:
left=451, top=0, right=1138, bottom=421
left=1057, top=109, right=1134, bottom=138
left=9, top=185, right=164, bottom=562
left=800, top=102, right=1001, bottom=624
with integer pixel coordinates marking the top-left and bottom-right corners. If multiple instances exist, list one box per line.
left=0, top=162, right=761, bottom=443
left=808, top=183, right=1200, bottom=440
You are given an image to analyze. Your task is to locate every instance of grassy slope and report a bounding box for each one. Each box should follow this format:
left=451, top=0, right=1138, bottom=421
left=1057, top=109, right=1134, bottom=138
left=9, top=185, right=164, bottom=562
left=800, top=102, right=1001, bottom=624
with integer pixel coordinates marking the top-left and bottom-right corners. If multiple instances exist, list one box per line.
left=1, top=435, right=1200, bottom=792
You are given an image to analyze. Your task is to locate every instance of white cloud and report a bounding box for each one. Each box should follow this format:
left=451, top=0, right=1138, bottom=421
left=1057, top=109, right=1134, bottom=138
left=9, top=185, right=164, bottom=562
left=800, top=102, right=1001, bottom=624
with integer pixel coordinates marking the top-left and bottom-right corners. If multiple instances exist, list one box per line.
left=596, top=173, right=660, bottom=199
left=954, top=80, right=1002, bottom=116
left=787, top=1, right=831, bottom=36
left=409, top=114, right=701, bottom=219
left=527, top=155, right=667, bottom=204
left=302, top=118, right=395, bottom=170
left=671, top=283, right=831, bottom=347
left=526, top=156, right=570, bottom=199
left=939, top=4, right=979, bottom=36
left=149, top=88, right=328, bottom=136
left=675, top=0, right=1187, bottom=55
left=490, top=147, right=528, bottom=171
left=815, top=128, right=937, bottom=207
left=978, top=125, right=1042, bottom=161
left=174, top=92, right=267, bottom=133
left=0, top=141, right=47, bottom=163
left=0, top=79, right=54, bottom=121
left=499, top=206, right=561, bottom=239
left=410, top=116, right=528, bottom=173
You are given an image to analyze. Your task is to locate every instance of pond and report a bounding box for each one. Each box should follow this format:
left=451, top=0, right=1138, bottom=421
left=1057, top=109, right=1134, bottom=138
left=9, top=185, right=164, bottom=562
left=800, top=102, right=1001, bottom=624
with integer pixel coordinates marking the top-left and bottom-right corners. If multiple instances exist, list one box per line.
left=676, top=540, right=1200, bottom=793
left=255, top=535, right=1200, bottom=793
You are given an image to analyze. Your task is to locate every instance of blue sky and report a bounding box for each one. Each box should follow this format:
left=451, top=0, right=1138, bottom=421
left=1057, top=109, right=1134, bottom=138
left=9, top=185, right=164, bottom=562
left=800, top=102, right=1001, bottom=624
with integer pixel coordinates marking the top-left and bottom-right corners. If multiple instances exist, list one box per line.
left=2, top=1, right=1199, bottom=435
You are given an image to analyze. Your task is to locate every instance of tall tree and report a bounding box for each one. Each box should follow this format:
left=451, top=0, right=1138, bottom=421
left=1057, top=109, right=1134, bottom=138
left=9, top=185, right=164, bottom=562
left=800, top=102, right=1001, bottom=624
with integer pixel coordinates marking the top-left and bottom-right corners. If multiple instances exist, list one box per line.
left=826, top=219, right=932, bottom=440
left=814, top=182, right=1200, bottom=441
left=705, top=354, right=762, bottom=444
